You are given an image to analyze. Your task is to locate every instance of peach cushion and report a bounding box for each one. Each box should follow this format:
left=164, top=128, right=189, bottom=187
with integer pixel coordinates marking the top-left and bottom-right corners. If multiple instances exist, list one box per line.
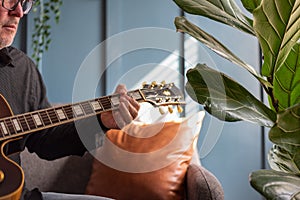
left=85, top=112, right=204, bottom=200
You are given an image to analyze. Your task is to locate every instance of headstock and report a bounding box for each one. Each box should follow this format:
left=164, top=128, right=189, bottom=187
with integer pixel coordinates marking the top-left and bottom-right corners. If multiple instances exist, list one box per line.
left=140, top=81, right=185, bottom=113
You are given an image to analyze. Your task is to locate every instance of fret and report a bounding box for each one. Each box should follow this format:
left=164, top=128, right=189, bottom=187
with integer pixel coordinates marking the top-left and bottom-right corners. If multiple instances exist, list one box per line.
left=97, top=99, right=104, bottom=112
left=40, top=110, right=52, bottom=126
left=55, top=108, right=67, bottom=121
left=32, top=113, right=43, bottom=127
left=110, top=95, right=120, bottom=107
left=12, top=118, right=22, bottom=132
left=63, top=105, right=74, bottom=119
left=18, top=115, right=30, bottom=132
left=4, top=119, right=15, bottom=135
left=25, top=114, right=37, bottom=130
left=47, top=109, right=60, bottom=124
left=0, top=122, right=4, bottom=137
left=0, top=121, right=9, bottom=136
left=100, top=97, right=113, bottom=110
left=81, top=102, right=94, bottom=115
left=72, top=104, right=84, bottom=117
left=0, top=121, right=3, bottom=137
left=90, top=100, right=103, bottom=112
left=129, top=90, right=143, bottom=101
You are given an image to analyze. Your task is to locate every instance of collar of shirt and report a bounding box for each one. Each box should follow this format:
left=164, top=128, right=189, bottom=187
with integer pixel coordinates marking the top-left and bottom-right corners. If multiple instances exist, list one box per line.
left=0, top=47, right=14, bottom=67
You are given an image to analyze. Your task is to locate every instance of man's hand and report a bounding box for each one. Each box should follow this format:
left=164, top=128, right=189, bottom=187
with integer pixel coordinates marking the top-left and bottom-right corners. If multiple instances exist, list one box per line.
left=100, top=84, right=140, bottom=129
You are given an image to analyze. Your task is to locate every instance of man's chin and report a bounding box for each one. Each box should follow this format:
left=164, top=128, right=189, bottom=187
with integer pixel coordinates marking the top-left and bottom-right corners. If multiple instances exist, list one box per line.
left=0, top=36, right=14, bottom=49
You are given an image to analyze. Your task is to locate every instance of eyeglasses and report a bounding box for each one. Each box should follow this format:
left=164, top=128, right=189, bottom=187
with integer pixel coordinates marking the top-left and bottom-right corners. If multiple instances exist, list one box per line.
left=2, top=0, right=34, bottom=14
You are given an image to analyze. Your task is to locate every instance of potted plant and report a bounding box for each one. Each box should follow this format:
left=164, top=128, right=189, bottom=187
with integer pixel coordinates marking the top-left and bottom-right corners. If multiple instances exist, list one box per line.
left=31, top=0, right=62, bottom=64
left=172, top=0, right=300, bottom=199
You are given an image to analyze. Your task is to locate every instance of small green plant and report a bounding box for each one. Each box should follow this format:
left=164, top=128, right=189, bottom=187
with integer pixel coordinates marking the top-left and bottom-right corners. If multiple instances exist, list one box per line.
left=31, top=0, right=62, bottom=65
left=172, top=0, right=300, bottom=199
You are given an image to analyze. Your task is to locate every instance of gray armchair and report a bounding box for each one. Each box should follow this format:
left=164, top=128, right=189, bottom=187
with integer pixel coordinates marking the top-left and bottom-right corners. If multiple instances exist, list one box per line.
left=21, top=149, right=224, bottom=200
left=186, top=164, right=224, bottom=200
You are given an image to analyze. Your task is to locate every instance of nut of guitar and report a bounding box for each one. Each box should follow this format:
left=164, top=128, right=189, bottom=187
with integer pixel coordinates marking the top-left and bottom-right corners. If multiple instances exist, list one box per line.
left=0, top=170, right=4, bottom=183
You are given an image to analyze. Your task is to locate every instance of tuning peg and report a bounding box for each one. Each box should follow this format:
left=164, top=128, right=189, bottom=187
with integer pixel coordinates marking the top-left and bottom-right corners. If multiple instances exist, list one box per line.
left=168, top=105, right=173, bottom=113
left=142, top=81, right=147, bottom=88
left=151, top=81, right=157, bottom=86
left=159, top=81, right=165, bottom=89
left=156, top=98, right=163, bottom=103
left=159, top=106, right=165, bottom=115
left=177, top=105, right=183, bottom=113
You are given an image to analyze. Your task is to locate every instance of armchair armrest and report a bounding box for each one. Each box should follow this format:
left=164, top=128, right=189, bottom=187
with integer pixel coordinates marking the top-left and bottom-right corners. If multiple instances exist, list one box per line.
left=186, top=164, right=224, bottom=200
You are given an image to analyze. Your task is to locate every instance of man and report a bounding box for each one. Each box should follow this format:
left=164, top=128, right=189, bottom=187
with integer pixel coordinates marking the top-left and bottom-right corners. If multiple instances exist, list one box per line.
left=0, top=0, right=140, bottom=199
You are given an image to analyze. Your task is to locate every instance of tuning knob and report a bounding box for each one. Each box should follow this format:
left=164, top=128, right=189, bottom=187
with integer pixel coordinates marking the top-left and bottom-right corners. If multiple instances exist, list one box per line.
left=156, top=98, right=163, bottom=103
left=159, top=107, right=165, bottom=115
left=142, top=81, right=147, bottom=88
left=168, top=105, right=173, bottom=113
left=177, top=105, right=183, bottom=113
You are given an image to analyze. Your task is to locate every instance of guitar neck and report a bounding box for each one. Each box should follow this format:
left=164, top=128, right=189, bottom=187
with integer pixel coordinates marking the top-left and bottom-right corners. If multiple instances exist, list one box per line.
left=0, top=89, right=144, bottom=142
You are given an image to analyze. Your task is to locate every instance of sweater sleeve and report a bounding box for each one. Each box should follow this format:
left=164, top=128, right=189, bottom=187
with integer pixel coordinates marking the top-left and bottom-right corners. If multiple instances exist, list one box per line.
left=25, top=120, right=92, bottom=160
left=24, top=63, right=103, bottom=160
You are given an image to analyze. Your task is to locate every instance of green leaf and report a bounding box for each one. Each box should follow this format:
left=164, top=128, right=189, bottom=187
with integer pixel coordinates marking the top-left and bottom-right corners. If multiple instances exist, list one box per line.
left=268, top=145, right=300, bottom=175
left=172, top=0, right=254, bottom=35
left=269, top=103, right=300, bottom=154
left=185, top=63, right=276, bottom=127
left=174, top=16, right=271, bottom=89
left=241, top=0, right=261, bottom=13
left=250, top=169, right=300, bottom=199
left=253, top=0, right=300, bottom=77
left=273, top=43, right=300, bottom=111
left=55, top=15, right=60, bottom=23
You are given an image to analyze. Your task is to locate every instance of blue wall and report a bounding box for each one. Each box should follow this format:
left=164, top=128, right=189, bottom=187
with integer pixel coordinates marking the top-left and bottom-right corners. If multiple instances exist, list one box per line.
left=13, top=1, right=267, bottom=199
left=27, top=0, right=104, bottom=103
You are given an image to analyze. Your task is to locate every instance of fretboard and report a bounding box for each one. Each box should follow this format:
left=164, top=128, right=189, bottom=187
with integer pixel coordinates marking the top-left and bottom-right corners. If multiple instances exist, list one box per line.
left=0, top=90, right=144, bottom=141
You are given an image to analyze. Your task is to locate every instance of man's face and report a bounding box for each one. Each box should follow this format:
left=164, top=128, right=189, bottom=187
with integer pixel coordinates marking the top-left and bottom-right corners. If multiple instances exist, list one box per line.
left=0, top=2, right=23, bottom=49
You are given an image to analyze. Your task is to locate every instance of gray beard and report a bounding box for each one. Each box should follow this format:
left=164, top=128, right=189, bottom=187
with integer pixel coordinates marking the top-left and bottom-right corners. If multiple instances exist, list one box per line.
left=0, top=37, right=13, bottom=49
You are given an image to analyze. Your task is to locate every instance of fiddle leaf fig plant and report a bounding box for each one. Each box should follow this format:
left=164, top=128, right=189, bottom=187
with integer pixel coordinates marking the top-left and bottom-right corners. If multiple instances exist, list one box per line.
left=172, top=0, right=300, bottom=199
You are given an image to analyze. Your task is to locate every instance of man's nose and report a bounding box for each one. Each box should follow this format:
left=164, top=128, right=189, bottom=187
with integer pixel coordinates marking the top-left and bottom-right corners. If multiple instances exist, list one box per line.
left=8, top=3, right=24, bottom=18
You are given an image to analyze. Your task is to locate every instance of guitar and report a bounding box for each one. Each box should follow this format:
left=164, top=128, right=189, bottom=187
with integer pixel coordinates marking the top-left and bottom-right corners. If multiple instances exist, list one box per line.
left=0, top=82, right=185, bottom=200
